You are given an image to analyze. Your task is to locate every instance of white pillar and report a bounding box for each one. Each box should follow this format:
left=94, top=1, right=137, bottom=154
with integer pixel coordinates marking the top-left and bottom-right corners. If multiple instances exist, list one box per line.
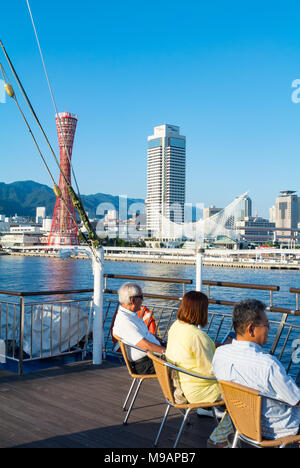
left=196, top=248, right=204, bottom=292
left=92, top=248, right=104, bottom=365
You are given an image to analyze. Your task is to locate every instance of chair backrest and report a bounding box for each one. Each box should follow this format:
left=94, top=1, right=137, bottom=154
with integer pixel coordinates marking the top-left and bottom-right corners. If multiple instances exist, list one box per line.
left=148, top=352, right=176, bottom=405
left=110, top=304, right=121, bottom=348
left=113, top=334, right=135, bottom=377
left=218, top=380, right=262, bottom=442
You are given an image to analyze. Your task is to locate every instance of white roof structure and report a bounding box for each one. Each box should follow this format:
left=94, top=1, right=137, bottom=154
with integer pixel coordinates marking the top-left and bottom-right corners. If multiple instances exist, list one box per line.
left=157, top=192, right=249, bottom=241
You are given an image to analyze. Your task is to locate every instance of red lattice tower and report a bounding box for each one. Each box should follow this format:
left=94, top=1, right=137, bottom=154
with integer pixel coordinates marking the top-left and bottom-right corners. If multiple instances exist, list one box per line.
left=47, top=112, right=79, bottom=246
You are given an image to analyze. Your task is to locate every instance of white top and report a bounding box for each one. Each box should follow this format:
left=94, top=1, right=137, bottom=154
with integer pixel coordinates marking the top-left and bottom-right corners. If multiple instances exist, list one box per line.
left=212, top=339, right=300, bottom=439
left=113, top=305, right=160, bottom=361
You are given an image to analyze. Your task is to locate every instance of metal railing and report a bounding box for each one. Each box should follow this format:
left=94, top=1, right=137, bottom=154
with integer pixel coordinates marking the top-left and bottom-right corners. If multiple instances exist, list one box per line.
left=0, top=289, right=94, bottom=375
left=0, top=276, right=299, bottom=382
left=101, top=275, right=300, bottom=384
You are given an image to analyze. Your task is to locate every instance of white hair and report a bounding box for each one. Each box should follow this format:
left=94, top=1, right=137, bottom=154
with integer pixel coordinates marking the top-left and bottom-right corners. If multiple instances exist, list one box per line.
left=118, top=282, right=142, bottom=305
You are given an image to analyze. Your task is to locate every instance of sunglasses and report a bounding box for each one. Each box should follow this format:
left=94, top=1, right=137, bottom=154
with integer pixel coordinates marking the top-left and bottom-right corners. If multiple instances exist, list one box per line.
left=254, top=321, right=270, bottom=329
left=132, top=295, right=143, bottom=300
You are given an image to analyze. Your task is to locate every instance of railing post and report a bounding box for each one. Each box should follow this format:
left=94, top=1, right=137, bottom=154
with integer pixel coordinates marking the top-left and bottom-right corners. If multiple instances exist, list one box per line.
left=18, top=296, right=25, bottom=376
left=196, top=248, right=204, bottom=292
left=270, top=313, right=288, bottom=356
left=93, top=248, right=104, bottom=365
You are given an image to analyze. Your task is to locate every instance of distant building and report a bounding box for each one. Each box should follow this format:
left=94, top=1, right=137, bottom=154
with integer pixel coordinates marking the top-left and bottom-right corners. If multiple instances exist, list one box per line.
left=203, top=206, right=223, bottom=219
left=36, top=207, right=46, bottom=225
left=236, top=216, right=275, bottom=243
left=104, top=210, right=118, bottom=223
left=269, top=205, right=276, bottom=223
left=213, top=235, right=240, bottom=249
left=275, top=190, right=299, bottom=239
left=0, top=222, right=9, bottom=233
left=41, top=218, right=53, bottom=233
left=238, top=195, right=252, bottom=220
left=146, top=124, right=186, bottom=237
left=0, top=226, right=42, bottom=249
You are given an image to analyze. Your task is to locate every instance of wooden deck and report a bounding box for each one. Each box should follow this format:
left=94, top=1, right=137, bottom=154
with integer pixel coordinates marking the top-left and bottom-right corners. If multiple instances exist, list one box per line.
left=0, top=359, right=217, bottom=449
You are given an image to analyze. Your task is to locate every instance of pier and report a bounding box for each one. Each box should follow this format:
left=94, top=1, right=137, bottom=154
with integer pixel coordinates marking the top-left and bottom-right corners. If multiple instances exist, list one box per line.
left=4, top=246, right=300, bottom=269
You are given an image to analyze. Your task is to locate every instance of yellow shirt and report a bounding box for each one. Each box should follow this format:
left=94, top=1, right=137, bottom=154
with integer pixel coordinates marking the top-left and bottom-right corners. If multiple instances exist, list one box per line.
left=166, top=320, right=221, bottom=403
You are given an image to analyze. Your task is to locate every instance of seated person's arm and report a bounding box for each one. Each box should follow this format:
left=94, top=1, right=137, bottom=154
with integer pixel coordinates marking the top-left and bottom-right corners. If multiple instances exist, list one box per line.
left=136, top=338, right=165, bottom=354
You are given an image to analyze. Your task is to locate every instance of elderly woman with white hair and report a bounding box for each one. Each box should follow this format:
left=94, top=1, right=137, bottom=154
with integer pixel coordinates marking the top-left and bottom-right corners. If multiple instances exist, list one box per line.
left=113, top=282, right=165, bottom=374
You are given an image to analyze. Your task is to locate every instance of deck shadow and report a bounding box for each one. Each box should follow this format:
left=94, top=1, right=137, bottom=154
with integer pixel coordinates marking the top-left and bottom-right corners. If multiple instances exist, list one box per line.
left=11, top=413, right=216, bottom=449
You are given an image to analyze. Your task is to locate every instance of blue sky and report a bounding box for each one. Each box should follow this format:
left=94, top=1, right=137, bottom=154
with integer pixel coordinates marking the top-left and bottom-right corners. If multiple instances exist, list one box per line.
left=1, top=0, right=300, bottom=217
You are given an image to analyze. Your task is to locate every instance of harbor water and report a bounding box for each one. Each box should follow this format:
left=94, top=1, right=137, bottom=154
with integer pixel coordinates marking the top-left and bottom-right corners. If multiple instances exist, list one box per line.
left=0, top=254, right=299, bottom=321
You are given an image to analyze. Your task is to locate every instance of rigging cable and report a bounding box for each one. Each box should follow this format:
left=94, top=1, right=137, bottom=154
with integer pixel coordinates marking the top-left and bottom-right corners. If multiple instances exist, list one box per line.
left=25, top=0, right=82, bottom=199
left=0, top=62, right=56, bottom=186
left=0, top=40, right=69, bottom=188
left=0, top=40, right=102, bottom=257
left=0, top=61, right=87, bottom=244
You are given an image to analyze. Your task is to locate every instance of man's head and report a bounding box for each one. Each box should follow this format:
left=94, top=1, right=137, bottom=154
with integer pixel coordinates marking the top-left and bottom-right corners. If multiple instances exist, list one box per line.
left=233, top=299, right=270, bottom=346
left=118, top=282, right=143, bottom=312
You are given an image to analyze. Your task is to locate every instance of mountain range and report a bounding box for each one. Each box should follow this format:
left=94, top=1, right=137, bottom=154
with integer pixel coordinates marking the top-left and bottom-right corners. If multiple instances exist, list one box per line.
left=0, top=181, right=145, bottom=219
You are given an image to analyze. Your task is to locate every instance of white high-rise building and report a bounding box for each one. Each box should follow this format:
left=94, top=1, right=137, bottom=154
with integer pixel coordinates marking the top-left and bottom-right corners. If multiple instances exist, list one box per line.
left=36, top=207, right=46, bottom=225
left=146, top=124, right=186, bottom=237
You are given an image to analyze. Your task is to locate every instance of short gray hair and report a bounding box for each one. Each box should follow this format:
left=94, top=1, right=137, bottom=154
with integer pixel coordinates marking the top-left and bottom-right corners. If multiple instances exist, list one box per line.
left=233, top=299, right=266, bottom=336
left=118, top=282, right=142, bottom=305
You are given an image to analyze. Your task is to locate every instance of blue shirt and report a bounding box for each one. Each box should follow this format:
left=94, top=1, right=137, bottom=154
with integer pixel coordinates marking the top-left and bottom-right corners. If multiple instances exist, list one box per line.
left=212, top=339, right=300, bottom=439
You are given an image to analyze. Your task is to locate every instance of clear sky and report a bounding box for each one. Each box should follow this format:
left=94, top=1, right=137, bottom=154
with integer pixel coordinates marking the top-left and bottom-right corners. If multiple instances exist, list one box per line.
left=0, top=0, right=300, bottom=218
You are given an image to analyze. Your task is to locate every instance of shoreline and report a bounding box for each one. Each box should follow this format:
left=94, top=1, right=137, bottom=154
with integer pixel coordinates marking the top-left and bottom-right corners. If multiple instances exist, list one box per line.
left=3, top=251, right=300, bottom=270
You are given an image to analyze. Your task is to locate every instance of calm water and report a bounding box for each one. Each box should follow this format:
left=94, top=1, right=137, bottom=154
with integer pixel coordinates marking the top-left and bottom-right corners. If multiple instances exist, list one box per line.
left=0, top=254, right=299, bottom=319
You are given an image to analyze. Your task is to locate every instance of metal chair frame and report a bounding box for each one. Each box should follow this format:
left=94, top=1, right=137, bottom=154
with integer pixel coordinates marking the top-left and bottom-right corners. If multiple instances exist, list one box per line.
left=113, top=335, right=157, bottom=425
left=148, top=352, right=225, bottom=448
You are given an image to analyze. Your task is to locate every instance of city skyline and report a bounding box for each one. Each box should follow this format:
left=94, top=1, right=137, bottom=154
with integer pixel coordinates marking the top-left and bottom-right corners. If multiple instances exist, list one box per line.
left=0, top=1, right=300, bottom=218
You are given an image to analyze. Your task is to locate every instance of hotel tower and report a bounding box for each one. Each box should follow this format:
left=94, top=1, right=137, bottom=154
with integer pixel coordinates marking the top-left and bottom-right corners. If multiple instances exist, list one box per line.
left=146, top=124, right=186, bottom=238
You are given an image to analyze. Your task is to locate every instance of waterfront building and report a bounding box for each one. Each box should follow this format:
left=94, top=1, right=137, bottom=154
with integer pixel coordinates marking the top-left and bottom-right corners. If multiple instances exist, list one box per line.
left=146, top=124, right=186, bottom=238
left=275, top=190, right=299, bottom=239
left=236, top=216, right=275, bottom=244
left=0, top=226, right=42, bottom=249
left=36, top=207, right=46, bottom=225
left=41, top=218, right=53, bottom=233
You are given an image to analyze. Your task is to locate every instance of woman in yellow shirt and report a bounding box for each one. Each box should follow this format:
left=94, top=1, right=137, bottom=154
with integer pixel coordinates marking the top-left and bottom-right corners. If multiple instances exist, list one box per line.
left=166, top=291, right=234, bottom=447
left=166, top=290, right=220, bottom=404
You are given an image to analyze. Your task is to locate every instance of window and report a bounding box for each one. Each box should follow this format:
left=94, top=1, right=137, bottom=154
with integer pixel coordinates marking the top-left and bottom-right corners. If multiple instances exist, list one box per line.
left=148, top=138, right=162, bottom=149
left=168, top=138, right=186, bottom=149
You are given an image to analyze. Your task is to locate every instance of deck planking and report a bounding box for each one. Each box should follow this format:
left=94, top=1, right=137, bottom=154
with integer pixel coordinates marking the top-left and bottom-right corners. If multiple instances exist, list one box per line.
left=0, top=359, right=217, bottom=448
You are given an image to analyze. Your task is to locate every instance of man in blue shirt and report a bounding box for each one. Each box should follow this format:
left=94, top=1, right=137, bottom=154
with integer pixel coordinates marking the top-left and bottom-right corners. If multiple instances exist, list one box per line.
left=212, top=299, right=300, bottom=442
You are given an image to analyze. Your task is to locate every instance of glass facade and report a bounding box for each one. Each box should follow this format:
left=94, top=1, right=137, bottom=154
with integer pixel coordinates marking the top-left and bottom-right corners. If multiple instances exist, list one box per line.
left=169, top=137, right=185, bottom=148
left=148, top=138, right=162, bottom=149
